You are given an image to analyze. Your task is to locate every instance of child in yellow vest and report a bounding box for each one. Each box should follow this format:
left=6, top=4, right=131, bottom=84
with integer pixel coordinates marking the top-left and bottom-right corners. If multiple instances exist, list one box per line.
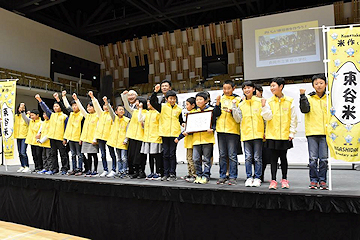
left=36, top=112, right=52, bottom=174
left=15, top=103, right=30, bottom=173
left=139, top=99, right=163, bottom=180
left=88, top=91, right=117, bottom=178
left=35, top=94, right=69, bottom=175
left=213, top=80, right=242, bottom=185
left=73, top=93, right=99, bottom=177
left=150, top=84, right=184, bottom=181
left=300, top=74, right=328, bottom=190
left=175, top=97, right=197, bottom=183
left=190, top=92, right=216, bottom=184
left=265, top=77, right=298, bottom=190
left=60, top=91, right=85, bottom=175
left=125, top=96, right=148, bottom=178
left=21, top=108, right=43, bottom=172
left=232, top=81, right=272, bottom=187
left=104, top=97, right=130, bottom=178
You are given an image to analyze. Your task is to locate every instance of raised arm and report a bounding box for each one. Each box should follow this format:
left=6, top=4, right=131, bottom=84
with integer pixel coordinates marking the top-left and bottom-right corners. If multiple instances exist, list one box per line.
left=121, top=91, right=136, bottom=115
left=73, top=93, right=87, bottom=117
left=138, top=103, right=146, bottom=122
left=20, top=111, right=30, bottom=125
left=89, top=91, right=102, bottom=118
left=35, top=94, right=52, bottom=118
left=104, top=97, right=115, bottom=121
left=150, top=84, right=162, bottom=113
left=61, top=90, right=73, bottom=113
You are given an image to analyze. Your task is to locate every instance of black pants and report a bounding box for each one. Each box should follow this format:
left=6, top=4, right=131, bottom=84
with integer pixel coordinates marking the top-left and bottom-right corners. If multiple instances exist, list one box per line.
left=162, top=137, right=177, bottom=177
left=149, top=153, right=163, bottom=175
left=87, top=153, right=98, bottom=172
left=42, top=147, right=51, bottom=171
left=128, top=139, right=146, bottom=174
left=31, top=145, right=43, bottom=170
left=269, top=149, right=288, bottom=181
left=49, top=139, right=69, bottom=172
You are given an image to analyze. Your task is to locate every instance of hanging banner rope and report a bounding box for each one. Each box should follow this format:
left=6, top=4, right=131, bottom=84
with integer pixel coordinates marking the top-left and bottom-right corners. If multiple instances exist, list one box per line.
left=0, top=79, right=17, bottom=161
left=327, top=28, right=360, bottom=161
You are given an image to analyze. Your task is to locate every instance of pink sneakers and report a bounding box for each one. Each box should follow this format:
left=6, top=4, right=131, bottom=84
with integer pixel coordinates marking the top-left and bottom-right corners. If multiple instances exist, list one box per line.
left=269, top=180, right=277, bottom=190
left=281, top=179, right=290, bottom=189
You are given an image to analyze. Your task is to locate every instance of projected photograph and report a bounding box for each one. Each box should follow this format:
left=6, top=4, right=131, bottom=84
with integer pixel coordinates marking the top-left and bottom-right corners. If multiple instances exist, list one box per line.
left=255, top=21, right=320, bottom=67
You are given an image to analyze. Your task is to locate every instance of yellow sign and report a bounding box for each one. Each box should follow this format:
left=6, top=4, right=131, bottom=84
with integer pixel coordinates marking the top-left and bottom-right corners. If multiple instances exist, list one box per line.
left=0, top=80, right=17, bottom=160
left=327, top=28, right=360, bottom=161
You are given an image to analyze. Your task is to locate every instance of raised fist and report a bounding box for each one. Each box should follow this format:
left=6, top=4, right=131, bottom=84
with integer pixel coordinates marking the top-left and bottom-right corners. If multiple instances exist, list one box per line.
left=72, top=93, right=78, bottom=101
left=300, top=89, right=306, bottom=95
left=88, top=91, right=94, bottom=98
left=62, top=90, right=67, bottom=97
left=154, top=84, right=160, bottom=93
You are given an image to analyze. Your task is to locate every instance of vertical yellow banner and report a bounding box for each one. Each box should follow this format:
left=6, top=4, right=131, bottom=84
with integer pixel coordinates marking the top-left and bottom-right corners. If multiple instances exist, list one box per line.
left=327, top=28, right=360, bottom=161
left=0, top=80, right=17, bottom=160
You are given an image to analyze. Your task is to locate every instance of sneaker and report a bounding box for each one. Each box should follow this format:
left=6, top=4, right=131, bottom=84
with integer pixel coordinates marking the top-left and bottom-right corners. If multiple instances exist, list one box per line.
left=194, top=176, right=202, bottom=184
left=309, top=181, right=318, bottom=189
left=186, top=176, right=196, bottom=183
left=100, top=171, right=108, bottom=177
left=60, top=171, right=67, bottom=175
left=199, top=176, right=209, bottom=184
left=152, top=173, right=161, bottom=180
left=181, top=175, right=191, bottom=180
left=281, top=179, right=289, bottom=189
left=269, top=180, right=277, bottom=190
left=67, top=170, right=77, bottom=176
left=146, top=173, right=154, bottom=180
left=17, top=167, right=25, bottom=172
left=91, top=171, right=99, bottom=177
left=169, top=174, right=177, bottom=181
left=45, top=170, right=55, bottom=175
left=107, top=170, right=116, bottom=178
left=130, top=173, right=139, bottom=179
left=161, top=175, right=169, bottom=181
left=75, top=171, right=83, bottom=176
left=252, top=178, right=262, bottom=187
left=319, top=181, right=328, bottom=190
left=37, top=169, right=47, bottom=174
left=228, top=178, right=237, bottom=185
left=84, top=170, right=92, bottom=177
left=245, top=178, right=253, bottom=187
left=22, top=167, right=31, bottom=173
left=217, top=178, right=227, bottom=184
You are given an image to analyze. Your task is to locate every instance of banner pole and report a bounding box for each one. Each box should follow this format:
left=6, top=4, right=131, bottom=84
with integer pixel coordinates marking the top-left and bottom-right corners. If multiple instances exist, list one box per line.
left=321, top=25, right=332, bottom=191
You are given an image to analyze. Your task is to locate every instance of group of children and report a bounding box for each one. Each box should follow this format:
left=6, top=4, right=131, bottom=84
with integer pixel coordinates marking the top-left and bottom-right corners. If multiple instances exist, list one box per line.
left=14, top=75, right=329, bottom=190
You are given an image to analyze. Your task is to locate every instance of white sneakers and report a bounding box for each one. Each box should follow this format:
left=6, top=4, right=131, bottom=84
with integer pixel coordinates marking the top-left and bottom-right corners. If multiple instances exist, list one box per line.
left=252, top=178, right=262, bottom=187
left=22, top=167, right=31, bottom=173
left=245, top=177, right=262, bottom=187
left=99, top=171, right=108, bottom=177
left=245, top=178, right=253, bottom=187
left=17, top=167, right=25, bottom=172
left=107, top=170, right=116, bottom=178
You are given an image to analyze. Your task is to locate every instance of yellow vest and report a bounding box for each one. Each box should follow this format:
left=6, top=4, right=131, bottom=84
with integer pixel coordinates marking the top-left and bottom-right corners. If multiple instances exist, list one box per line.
left=107, top=116, right=130, bottom=150
left=126, top=109, right=145, bottom=141
left=216, top=95, right=242, bottom=135
left=239, top=96, right=265, bottom=141
left=158, top=103, right=182, bottom=137
left=183, top=109, right=197, bottom=148
left=265, top=95, right=293, bottom=140
left=192, top=107, right=215, bottom=145
left=143, top=110, right=162, bottom=143
left=25, top=119, right=42, bottom=146
left=94, top=111, right=112, bottom=141
left=41, top=120, right=51, bottom=148
left=80, top=113, right=99, bottom=143
left=14, top=114, right=28, bottom=139
left=64, top=111, right=83, bottom=142
left=48, top=112, right=68, bottom=141
left=304, top=93, right=327, bottom=136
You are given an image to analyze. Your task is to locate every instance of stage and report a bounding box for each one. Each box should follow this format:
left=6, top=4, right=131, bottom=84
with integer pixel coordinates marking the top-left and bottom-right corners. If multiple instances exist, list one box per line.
left=0, top=164, right=360, bottom=240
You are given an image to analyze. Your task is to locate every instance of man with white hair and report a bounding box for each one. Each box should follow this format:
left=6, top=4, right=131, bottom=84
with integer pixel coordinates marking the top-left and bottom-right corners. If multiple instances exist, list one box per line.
left=121, top=90, right=138, bottom=118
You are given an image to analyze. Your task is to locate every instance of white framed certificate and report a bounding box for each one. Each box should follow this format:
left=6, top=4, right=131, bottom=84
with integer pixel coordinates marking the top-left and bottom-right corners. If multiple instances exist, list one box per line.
left=185, top=111, right=213, bottom=133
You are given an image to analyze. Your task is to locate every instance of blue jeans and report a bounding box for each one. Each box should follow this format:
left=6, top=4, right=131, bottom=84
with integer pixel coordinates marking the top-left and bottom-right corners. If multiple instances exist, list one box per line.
left=193, top=143, right=213, bottom=179
left=307, top=136, right=328, bottom=183
left=68, top=141, right=83, bottom=171
left=17, top=139, right=29, bottom=167
left=98, top=139, right=116, bottom=171
left=244, top=139, right=263, bottom=179
left=116, top=149, right=128, bottom=173
left=217, top=133, right=238, bottom=179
